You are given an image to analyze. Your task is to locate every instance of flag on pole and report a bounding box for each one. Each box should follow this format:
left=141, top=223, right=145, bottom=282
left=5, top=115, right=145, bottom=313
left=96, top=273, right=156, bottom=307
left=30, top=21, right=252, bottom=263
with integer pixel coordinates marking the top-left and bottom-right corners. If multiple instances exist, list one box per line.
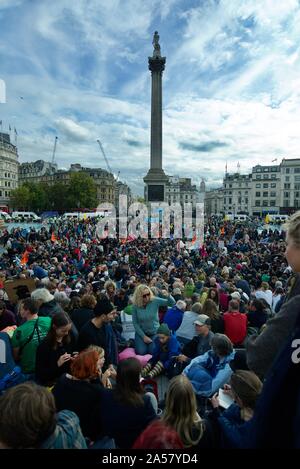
left=14, top=127, right=17, bottom=135
left=9, top=125, right=11, bottom=132
left=51, top=232, right=57, bottom=242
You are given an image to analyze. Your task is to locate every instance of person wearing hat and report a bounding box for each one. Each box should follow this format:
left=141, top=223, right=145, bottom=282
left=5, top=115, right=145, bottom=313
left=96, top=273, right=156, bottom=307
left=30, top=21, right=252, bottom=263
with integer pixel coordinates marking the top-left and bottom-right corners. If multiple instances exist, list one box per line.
left=77, top=297, right=118, bottom=368
left=141, top=324, right=181, bottom=379
left=210, top=370, right=262, bottom=448
left=177, top=315, right=215, bottom=365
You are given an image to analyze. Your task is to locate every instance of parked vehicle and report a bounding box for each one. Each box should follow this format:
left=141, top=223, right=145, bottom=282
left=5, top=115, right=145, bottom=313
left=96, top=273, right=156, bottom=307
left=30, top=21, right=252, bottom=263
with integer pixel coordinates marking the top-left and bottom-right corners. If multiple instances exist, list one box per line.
left=0, top=211, right=12, bottom=222
left=11, top=212, right=41, bottom=222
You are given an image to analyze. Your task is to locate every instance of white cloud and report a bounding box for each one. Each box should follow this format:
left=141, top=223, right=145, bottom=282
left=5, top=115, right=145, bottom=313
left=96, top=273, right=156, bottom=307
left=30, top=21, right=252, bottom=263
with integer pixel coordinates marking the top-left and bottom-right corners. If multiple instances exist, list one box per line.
left=1, top=0, right=300, bottom=195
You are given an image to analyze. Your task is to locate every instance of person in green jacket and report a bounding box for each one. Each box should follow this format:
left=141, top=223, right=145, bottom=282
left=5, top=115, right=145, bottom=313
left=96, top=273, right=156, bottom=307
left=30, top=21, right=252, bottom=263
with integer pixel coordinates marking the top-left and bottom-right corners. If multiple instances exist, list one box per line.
left=132, top=284, right=175, bottom=355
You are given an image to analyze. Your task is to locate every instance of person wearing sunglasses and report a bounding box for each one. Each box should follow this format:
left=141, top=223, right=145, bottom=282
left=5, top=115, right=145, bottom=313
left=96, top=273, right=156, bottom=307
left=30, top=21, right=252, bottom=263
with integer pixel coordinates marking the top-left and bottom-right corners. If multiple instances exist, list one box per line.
left=132, top=284, right=175, bottom=355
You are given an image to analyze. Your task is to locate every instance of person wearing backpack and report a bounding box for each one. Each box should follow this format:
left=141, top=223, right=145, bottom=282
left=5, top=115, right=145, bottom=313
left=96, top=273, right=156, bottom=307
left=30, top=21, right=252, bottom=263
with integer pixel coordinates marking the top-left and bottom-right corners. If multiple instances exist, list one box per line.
left=11, top=298, right=51, bottom=377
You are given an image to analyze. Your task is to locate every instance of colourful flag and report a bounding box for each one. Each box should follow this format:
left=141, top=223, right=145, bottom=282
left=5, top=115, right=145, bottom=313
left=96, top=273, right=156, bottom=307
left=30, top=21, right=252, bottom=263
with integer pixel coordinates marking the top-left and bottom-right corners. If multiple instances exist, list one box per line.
left=20, top=250, right=29, bottom=265
left=51, top=232, right=57, bottom=242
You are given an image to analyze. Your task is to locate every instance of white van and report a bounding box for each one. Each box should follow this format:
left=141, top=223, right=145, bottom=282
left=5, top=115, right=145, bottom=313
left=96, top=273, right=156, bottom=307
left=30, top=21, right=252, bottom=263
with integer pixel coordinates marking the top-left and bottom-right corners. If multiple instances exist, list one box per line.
left=269, top=214, right=289, bottom=224
left=0, top=211, right=12, bottom=222
left=11, top=211, right=41, bottom=222
left=233, top=214, right=250, bottom=222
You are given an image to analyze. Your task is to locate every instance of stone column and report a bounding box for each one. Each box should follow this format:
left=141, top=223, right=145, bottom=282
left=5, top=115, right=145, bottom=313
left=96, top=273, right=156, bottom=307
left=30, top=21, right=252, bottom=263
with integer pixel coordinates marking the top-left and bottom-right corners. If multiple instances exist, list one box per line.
left=144, top=32, right=168, bottom=203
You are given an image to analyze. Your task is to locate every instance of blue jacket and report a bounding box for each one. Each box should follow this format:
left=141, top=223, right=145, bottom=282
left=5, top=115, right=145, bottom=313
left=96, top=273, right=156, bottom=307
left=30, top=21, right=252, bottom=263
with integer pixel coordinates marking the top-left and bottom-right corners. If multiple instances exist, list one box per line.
left=163, top=306, right=184, bottom=332
left=211, top=403, right=252, bottom=449
left=183, top=350, right=235, bottom=397
left=150, top=334, right=181, bottom=370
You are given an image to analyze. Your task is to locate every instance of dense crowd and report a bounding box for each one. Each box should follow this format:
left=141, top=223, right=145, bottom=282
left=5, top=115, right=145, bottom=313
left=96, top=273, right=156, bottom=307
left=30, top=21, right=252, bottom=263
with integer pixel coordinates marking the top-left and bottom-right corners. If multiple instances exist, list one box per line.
left=0, top=213, right=299, bottom=449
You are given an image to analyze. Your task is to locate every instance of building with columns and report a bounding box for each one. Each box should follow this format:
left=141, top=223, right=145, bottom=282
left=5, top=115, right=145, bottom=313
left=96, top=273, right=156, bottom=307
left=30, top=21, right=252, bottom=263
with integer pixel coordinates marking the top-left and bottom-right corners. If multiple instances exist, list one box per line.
left=0, top=133, right=19, bottom=209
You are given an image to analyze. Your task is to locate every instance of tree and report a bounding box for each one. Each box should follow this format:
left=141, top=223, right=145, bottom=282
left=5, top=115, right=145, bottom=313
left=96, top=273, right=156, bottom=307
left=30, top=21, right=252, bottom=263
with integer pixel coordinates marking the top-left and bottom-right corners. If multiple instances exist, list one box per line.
left=67, top=172, right=97, bottom=209
left=10, top=185, right=31, bottom=210
left=23, top=182, right=47, bottom=212
left=45, top=183, right=70, bottom=212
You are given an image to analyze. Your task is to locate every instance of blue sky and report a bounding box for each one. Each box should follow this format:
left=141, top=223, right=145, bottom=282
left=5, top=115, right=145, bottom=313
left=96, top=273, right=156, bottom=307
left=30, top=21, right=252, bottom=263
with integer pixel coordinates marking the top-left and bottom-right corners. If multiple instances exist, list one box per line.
left=1, top=0, right=300, bottom=195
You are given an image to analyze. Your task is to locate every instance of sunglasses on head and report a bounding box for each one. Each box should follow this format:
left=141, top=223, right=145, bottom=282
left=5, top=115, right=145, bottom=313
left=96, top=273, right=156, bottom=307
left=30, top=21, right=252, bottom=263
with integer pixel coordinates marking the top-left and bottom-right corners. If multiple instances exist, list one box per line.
left=143, top=293, right=150, bottom=298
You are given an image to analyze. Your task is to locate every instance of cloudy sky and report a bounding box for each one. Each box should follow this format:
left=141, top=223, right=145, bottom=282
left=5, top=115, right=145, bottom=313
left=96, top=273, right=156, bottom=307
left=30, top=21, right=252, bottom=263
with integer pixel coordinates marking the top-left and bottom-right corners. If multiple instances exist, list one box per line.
left=1, top=0, right=300, bottom=195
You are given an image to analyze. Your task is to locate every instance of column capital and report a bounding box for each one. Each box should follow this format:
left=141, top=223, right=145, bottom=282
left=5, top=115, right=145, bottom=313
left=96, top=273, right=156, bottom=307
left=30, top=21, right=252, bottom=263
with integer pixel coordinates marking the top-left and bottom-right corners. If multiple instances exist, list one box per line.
left=148, top=56, right=166, bottom=73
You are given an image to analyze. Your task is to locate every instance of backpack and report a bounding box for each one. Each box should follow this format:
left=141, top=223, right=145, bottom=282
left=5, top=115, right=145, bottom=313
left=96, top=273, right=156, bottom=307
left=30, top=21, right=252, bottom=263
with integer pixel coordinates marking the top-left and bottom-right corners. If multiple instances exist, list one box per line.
left=0, top=366, right=24, bottom=394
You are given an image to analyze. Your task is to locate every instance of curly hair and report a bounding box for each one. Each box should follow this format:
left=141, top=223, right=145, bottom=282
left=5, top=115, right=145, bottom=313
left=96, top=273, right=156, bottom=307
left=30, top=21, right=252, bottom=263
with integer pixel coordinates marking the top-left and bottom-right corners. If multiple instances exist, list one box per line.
left=132, top=284, right=154, bottom=308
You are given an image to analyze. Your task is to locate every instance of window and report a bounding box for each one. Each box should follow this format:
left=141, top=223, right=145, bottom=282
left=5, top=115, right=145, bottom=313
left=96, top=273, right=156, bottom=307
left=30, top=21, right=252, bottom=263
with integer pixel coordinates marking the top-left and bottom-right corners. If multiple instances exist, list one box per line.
left=229, top=184, right=232, bottom=188
left=256, top=175, right=261, bottom=179
left=263, top=183, right=268, bottom=188
left=263, top=168, right=269, bottom=172
left=229, top=198, right=232, bottom=204
left=245, top=198, right=248, bottom=204
left=271, top=183, right=276, bottom=188
left=284, top=183, right=291, bottom=189
left=262, top=200, right=268, bottom=206
left=271, top=174, right=276, bottom=179
left=256, top=184, right=261, bottom=188
left=270, top=192, right=276, bottom=197
left=255, top=200, right=261, bottom=206
left=238, top=197, right=241, bottom=203
left=256, top=192, right=261, bottom=197
left=284, top=200, right=290, bottom=207
left=295, top=176, right=300, bottom=182
left=256, top=167, right=262, bottom=172
left=284, top=192, right=289, bottom=198
left=270, top=200, right=276, bottom=206
left=263, top=192, right=268, bottom=197
left=295, top=199, right=300, bottom=208
left=271, top=167, right=277, bottom=172
left=295, top=192, right=300, bottom=198
left=286, top=168, right=290, bottom=174
left=294, top=168, right=300, bottom=174
left=286, top=176, right=290, bottom=182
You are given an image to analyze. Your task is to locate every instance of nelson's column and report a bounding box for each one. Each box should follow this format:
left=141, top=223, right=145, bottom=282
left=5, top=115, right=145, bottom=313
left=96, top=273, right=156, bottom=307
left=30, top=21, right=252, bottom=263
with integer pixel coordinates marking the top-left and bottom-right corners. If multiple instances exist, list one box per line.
left=144, top=31, right=168, bottom=202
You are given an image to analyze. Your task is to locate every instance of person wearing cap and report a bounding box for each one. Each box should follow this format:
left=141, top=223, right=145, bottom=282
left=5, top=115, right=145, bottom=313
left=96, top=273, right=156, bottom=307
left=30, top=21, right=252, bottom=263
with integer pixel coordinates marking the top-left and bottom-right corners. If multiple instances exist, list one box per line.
left=77, top=297, right=118, bottom=368
left=223, top=300, right=248, bottom=346
left=177, top=315, right=215, bottom=365
left=141, top=324, right=181, bottom=379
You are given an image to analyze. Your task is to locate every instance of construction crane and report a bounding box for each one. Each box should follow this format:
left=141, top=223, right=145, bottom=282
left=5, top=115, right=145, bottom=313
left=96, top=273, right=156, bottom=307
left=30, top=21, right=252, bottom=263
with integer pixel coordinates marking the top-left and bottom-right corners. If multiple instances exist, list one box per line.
left=97, top=139, right=113, bottom=174
left=51, top=136, right=58, bottom=164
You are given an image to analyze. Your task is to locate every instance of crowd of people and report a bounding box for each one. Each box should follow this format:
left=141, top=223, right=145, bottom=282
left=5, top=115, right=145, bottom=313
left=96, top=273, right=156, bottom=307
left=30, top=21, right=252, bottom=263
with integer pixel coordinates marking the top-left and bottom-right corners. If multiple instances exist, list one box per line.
left=0, top=212, right=299, bottom=449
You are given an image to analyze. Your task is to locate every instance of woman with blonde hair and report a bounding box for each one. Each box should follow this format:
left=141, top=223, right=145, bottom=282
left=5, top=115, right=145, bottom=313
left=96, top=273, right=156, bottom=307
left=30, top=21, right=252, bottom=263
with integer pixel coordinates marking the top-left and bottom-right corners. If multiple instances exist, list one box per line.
left=132, top=284, right=175, bottom=355
left=162, top=375, right=213, bottom=448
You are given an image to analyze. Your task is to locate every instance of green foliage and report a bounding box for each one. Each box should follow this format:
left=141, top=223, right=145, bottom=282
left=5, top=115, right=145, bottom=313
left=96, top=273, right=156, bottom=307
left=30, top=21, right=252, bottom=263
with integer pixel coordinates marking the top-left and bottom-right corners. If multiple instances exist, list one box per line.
left=10, top=173, right=98, bottom=212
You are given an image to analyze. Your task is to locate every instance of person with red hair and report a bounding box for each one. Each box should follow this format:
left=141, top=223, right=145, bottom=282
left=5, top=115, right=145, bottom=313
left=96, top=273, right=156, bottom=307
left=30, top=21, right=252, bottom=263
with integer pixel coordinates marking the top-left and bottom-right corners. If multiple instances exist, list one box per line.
left=132, top=420, right=184, bottom=449
left=52, top=347, right=113, bottom=446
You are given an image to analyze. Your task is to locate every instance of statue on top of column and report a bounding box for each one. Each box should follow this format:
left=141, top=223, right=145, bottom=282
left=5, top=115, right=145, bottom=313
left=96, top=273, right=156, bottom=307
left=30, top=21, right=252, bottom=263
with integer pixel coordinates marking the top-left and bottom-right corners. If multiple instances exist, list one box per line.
left=152, top=31, right=161, bottom=57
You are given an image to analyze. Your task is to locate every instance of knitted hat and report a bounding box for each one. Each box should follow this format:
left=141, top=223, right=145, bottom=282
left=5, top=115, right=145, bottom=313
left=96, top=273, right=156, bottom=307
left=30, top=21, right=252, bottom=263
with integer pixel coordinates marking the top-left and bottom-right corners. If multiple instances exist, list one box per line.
left=94, top=297, right=115, bottom=317
left=157, top=323, right=171, bottom=336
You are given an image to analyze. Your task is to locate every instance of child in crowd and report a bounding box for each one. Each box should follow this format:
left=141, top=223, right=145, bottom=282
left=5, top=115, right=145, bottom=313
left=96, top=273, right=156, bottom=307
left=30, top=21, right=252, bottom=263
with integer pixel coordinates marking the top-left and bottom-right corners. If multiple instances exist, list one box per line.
left=141, top=324, right=181, bottom=379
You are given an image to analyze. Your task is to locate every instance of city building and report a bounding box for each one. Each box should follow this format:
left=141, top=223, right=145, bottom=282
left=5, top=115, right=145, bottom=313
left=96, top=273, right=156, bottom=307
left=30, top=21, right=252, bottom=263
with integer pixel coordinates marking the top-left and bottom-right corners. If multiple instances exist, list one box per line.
left=0, top=132, right=19, bottom=210
left=19, top=161, right=117, bottom=206
left=165, top=176, right=200, bottom=209
left=251, top=164, right=281, bottom=216
left=279, top=158, right=300, bottom=213
left=19, top=160, right=57, bottom=184
left=204, top=188, right=224, bottom=216
left=223, top=172, right=252, bottom=215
